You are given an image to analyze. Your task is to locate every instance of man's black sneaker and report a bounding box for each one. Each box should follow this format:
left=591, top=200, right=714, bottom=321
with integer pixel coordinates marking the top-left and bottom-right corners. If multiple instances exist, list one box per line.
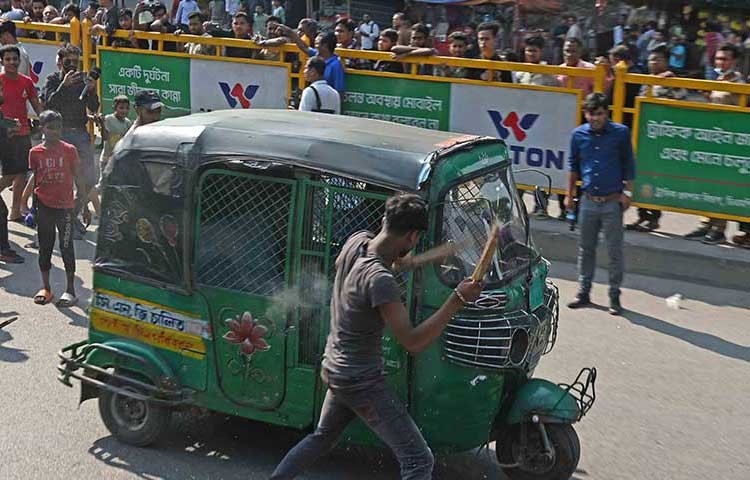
left=702, top=231, right=726, bottom=245
left=684, top=228, right=708, bottom=240
left=567, top=296, right=591, bottom=309
left=608, top=297, right=623, bottom=315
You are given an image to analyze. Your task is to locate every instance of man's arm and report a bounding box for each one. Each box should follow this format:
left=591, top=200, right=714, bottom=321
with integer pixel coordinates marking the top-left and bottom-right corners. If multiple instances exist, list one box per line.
left=42, top=72, right=69, bottom=110
left=620, top=127, right=635, bottom=209
left=275, top=24, right=311, bottom=55
left=565, top=131, right=581, bottom=210
left=29, top=94, right=43, bottom=115
left=379, top=278, right=482, bottom=353
left=257, top=36, right=289, bottom=47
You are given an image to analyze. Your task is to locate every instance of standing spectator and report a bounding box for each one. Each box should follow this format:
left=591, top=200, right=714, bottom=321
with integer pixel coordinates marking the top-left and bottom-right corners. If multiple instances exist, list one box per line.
left=646, top=29, right=665, bottom=53
left=280, top=25, right=345, bottom=96
left=298, top=56, right=340, bottom=114
left=89, top=0, right=119, bottom=46
left=27, top=0, right=45, bottom=22
left=1, top=0, right=25, bottom=21
left=175, top=11, right=214, bottom=55
left=252, top=3, right=268, bottom=37
left=463, top=21, right=478, bottom=58
left=0, top=64, right=24, bottom=263
left=358, top=13, right=378, bottom=51
left=515, top=36, right=558, bottom=87
left=207, top=12, right=253, bottom=58
left=606, top=45, right=640, bottom=128
left=134, top=2, right=177, bottom=52
left=557, top=37, right=595, bottom=95
left=566, top=93, right=635, bottom=316
left=224, top=0, right=239, bottom=22
left=391, top=12, right=411, bottom=46
left=29, top=110, right=81, bottom=307
left=42, top=43, right=99, bottom=239
left=111, top=9, right=148, bottom=49
left=297, top=18, right=317, bottom=47
left=208, top=0, right=224, bottom=28
left=82, top=1, right=98, bottom=23
left=613, top=14, right=627, bottom=47
left=628, top=45, right=686, bottom=233
left=173, top=0, right=199, bottom=32
left=372, top=28, right=403, bottom=73
left=271, top=0, right=284, bottom=25
left=703, top=21, right=724, bottom=81
left=565, top=15, right=583, bottom=43
left=253, top=15, right=285, bottom=61
left=466, top=21, right=512, bottom=83
left=0, top=44, right=42, bottom=224
left=334, top=18, right=357, bottom=50
left=434, top=31, right=469, bottom=79
left=636, top=21, right=657, bottom=68
left=124, top=90, right=162, bottom=137
left=668, top=33, right=687, bottom=74
left=95, top=95, right=131, bottom=187
left=0, top=20, right=30, bottom=77
left=391, top=23, right=436, bottom=75
left=686, top=43, right=746, bottom=245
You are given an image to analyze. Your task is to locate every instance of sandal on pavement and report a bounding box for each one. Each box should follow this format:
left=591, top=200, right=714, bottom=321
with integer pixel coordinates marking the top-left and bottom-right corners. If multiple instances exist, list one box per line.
left=56, top=292, right=78, bottom=308
left=34, top=289, right=54, bottom=305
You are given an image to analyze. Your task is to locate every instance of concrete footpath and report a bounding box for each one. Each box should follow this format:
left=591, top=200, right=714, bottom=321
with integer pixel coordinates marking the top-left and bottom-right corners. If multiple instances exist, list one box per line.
left=530, top=200, right=749, bottom=291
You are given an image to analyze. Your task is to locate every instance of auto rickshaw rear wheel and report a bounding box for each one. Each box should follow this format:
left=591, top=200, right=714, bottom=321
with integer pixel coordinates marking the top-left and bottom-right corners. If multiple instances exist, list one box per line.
left=98, top=373, right=172, bottom=447
left=496, top=423, right=581, bottom=480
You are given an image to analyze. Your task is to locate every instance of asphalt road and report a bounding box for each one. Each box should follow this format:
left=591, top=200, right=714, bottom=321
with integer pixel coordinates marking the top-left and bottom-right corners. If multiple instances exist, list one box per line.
left=1, top=202, right=749, bottom=480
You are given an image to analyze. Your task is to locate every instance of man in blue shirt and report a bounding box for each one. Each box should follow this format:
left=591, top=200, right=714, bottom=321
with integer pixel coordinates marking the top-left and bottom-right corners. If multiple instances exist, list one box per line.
left=565, top=93, right=635, bottom=315
left=278, top=25, right=346, bottom=96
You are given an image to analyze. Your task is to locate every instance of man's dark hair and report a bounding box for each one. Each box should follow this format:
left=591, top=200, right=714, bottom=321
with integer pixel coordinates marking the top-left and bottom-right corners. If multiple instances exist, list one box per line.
left=649, top=44, right=669, bottom=60
left=0, top=44, right=20, bottom=59
left=564, top=37, right=583, bottom=48
left=466, top=21, right=477, bottom=31
left=153, top=3, right=167, bottom=15
left=318, top=31, right=337, bottom=52
left=87, top=1, right=100, bottom=10
left=62, top=3, right=80, bottom=17
left=39, top=109, right=63, bottom=125
left=477, top=21, right=499, bottom=37
left=583, top=92, right=609, bottom=112
left=120, top=8, right=132, bottom=19
left=384, top=194, right=428, bottom=234
left=0, top=20, right=18, bottom=39
left=112, top=94, right=129, bottom=107
left=335, top=18, right=355, bottom=32
left=56, top=43, right=81, bottom=60
left=307, top=56, right=326, bottom=76
left=32, top=0, right=47, bottom=5
left=380, top=28, right=398, bottom=43
left=233, top=11, right=249, bottom=22
left=448, top=31, right=467, bottom=43
left=717, top=42, right=739, bottom=60
left=411, top=22, right=429, bottom=37
left=266, top=15, right=281, bottom=25
left=524, top=35, right=545, bottom=49
left=187, top=11, right=203, bottom=21
left=609, top=44, right=631, bottom=61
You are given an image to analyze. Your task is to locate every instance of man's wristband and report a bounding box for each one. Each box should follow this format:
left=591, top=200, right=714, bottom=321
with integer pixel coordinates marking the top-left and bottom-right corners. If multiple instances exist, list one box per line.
left=453, top=288, right=468, bottom=305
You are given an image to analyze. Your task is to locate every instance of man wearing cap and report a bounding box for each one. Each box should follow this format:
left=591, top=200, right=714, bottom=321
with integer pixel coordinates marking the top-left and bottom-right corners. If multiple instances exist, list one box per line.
left=125, top=90, right=163, bottom=137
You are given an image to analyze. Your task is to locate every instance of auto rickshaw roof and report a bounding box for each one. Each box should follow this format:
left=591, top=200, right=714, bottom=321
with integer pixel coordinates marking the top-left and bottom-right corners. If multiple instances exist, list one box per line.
left=117, top=109, right=500, bottom=191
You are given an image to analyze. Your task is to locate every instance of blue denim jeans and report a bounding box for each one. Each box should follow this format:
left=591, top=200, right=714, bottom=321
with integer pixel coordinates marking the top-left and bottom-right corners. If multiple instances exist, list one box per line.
left=270, top=371, right=434, bottom=480
left=576, top=195, right=624, bottom=299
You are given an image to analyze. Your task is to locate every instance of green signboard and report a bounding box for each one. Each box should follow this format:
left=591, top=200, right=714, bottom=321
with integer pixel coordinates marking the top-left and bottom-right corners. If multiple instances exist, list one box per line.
left=342, top=75, right=450, bottom=130
left=635, top=99, right=750, bottom=221
left=100, top=49, right=190, bottom=118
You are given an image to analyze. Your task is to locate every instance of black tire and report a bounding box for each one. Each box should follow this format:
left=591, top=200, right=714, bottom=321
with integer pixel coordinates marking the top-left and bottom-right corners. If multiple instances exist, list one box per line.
left=496, top=423, right=581, bottom=480
left=98, top=374, right=172, bottom=447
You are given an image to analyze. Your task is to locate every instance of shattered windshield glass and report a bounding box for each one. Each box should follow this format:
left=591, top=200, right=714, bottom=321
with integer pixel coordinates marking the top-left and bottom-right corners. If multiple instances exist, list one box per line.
left=438, top=169, right=538, bottom=288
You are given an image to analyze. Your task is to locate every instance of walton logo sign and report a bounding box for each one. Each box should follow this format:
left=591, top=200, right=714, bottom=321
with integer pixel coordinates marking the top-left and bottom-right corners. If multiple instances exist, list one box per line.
left=488, top=110, right=539, bottom=142
left=487, top=110, right=564, bottom=170
left=219, top=82, right=260, bottom=109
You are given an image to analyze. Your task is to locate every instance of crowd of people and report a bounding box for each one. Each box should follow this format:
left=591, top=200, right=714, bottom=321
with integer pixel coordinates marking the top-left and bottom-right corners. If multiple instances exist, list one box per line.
left=1, top=2, right=749, bottom=294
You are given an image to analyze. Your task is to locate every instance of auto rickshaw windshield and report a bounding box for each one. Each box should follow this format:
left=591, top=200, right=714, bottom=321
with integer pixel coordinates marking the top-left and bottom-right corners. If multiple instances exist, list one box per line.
left=438, top=168, right=538, bottom=288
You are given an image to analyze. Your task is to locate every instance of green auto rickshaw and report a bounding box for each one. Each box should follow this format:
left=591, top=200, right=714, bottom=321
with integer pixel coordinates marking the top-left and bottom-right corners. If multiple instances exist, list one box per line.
left=58, top=110, right=595, bottom=479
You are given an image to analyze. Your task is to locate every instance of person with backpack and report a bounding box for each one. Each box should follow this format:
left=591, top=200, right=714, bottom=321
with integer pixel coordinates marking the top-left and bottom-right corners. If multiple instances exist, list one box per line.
left=298, top=56, right=340, bottom=114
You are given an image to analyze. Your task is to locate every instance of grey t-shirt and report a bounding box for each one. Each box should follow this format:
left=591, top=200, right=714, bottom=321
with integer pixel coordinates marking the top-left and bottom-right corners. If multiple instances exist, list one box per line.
left=322, top=231, right=402, bottom=380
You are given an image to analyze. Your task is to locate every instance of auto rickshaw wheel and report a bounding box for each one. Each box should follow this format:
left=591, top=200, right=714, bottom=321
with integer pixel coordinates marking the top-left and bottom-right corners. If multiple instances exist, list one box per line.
left=496, top=423, right=581, bottom=480
left=98, top=374, right=172, bottom=447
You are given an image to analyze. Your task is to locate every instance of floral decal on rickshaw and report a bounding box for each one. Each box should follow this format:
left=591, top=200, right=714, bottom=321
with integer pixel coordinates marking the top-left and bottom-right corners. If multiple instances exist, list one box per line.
left=223, top=312, right=271, bottom=358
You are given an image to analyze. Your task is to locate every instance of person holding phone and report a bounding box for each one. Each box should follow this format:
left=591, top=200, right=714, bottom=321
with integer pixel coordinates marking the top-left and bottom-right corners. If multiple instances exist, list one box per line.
left=41, top=43, right=100, bottom=240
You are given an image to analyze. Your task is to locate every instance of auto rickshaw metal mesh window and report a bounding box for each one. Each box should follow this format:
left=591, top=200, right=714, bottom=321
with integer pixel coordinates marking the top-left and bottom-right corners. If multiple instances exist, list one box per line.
left=196, top=172, right=295, bottom=296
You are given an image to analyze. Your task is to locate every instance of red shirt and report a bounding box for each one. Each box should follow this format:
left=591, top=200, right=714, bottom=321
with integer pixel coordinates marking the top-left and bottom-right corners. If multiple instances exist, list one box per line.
left=28, top=141, right=80, bottom=209
left=0, top=73, right=37, bottom=136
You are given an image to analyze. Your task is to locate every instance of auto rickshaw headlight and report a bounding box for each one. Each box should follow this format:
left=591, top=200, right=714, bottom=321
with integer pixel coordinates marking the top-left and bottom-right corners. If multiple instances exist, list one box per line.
left=509, top=328, right=530, bottom=366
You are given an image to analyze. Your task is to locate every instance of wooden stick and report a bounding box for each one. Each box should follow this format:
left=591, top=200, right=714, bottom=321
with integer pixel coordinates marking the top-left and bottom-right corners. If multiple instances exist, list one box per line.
left=471, top=224, right=500, bottom=281
left=0, top=316, right=18, bottom=330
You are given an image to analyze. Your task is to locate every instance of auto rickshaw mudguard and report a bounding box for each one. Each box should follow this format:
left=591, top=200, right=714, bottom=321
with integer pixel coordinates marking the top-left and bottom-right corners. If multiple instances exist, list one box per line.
left=503, top=378, right=580, bottom=425
left=84, top=340, right=176, bottom=383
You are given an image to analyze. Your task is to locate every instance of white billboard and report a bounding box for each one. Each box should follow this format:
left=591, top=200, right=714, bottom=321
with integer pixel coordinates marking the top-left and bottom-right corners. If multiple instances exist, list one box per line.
left=189, top=59, right=288, bottom=113
left=449, top=84, right=580, bottom=191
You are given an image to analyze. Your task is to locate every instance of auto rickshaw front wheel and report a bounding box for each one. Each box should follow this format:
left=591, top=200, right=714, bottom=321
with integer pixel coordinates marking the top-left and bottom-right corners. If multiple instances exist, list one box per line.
left=98, top=375, right=172, bottom=447
left=496, top=422, right=581, bottom=480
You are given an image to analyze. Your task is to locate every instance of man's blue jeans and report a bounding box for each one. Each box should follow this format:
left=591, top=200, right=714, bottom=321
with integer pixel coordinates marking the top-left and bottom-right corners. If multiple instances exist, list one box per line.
left=576, top=195, right=625, bottom=299
left=270, top=371, right=434, bottom=479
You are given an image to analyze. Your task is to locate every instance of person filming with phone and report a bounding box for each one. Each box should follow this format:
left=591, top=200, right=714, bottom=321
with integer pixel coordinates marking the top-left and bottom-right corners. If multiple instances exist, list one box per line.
left=42, top=43, right=100, bottom=240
